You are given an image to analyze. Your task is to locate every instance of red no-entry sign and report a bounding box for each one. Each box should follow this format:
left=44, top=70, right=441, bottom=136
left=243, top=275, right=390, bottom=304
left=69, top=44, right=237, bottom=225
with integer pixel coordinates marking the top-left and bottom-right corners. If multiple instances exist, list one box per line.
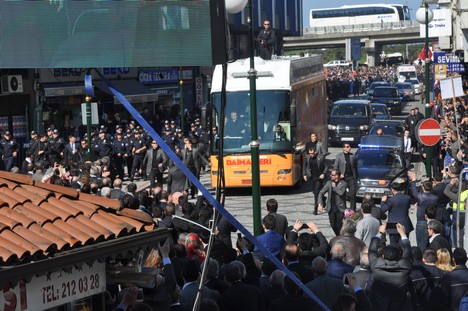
left=416, top=118, right=441, bottom=146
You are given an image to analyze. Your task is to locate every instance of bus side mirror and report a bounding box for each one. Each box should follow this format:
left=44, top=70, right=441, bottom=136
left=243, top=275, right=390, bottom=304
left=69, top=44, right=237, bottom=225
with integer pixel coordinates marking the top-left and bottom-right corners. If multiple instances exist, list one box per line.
left=290, top=99, right=296, bottom=127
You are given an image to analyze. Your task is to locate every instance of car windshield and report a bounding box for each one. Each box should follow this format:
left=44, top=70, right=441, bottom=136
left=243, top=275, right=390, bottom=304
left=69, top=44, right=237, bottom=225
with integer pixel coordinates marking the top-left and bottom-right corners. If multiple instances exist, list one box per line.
left=374, top=88, right=398, bottom=97
left=369, top=124, right=403, bottom=136
left=369, top=82, right=390, bottom=90
left=405, top=79, right=419, bottom=85
left=331, top=104, right=367, bottom=117
left=357, top=151, right=404, bottom=169
left=372, top=105, right=387, bottom=115
left=395, top=83, right=411, bottom=90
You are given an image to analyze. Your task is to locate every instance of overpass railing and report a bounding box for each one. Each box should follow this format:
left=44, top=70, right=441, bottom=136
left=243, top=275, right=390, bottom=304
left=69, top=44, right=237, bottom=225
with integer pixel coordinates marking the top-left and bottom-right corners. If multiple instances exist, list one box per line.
left=304, top=20, right=419, bottom=35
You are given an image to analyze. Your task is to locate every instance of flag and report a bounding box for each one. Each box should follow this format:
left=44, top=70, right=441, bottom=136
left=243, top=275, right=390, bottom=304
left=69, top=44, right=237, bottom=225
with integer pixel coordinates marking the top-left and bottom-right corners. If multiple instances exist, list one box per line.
left=418, top=45, right=433, bottom=61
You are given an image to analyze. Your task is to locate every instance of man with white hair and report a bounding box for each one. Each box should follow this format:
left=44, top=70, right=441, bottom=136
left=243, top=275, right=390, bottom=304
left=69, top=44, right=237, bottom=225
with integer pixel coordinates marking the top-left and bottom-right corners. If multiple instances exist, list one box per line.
left=326, top=241, right=354, bottom=279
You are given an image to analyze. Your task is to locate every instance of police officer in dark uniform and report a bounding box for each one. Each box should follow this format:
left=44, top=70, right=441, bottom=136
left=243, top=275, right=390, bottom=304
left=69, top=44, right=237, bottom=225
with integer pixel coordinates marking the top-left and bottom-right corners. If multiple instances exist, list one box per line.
left=112, top=131, right=129, bottom=179
left=162, top=120, right=171, bottom=133
left=168, top=120, right=176, bottom=133
left=35, top=133, right=50, bottom=163
left=125, top=129, right=134, bottom=178
left=162, top=127, right=177, bottom=151
left=0, top=131, right=18, bottom=172
left=113, top=124, right=124, bottom=140
left=129, top=130, right=147, bottom=182
left=29, top=131, right=39, bottom=161
left=175, top=128, right=185, bottom=150
left=99, top=124, right=113, bottom=141
left=48, top=129, right=64, bottom=166
left=94, top=130, right=113, bottom=160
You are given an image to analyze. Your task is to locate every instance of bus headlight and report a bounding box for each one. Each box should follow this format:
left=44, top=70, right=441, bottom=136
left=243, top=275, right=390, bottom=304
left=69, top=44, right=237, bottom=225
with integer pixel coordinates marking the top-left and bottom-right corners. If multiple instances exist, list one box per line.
left=328, top=124, right=337, bottom=130
left=393, top=100, right=399, bottom=104
left=277, top=169, right=292, bottom=175
left=359, top=125, right=369, bottom=131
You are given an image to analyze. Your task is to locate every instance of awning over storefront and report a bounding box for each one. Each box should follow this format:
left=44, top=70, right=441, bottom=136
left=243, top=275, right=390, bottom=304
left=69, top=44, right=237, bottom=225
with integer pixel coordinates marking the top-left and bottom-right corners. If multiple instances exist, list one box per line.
left=42, top=82, right=86, bottom=97
left=94, top=79, right=158, bottom=105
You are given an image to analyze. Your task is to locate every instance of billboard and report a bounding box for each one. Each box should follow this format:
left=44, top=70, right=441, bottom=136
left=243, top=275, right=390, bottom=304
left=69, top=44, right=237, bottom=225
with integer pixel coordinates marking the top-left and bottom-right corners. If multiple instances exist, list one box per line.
left=0, top=0, right=227, bottom=68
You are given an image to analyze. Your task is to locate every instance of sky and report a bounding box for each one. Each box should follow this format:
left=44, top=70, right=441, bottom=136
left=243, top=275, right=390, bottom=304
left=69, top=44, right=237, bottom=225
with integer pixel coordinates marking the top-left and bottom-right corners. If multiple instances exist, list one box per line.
left=302, top=0, right=422, bottom=26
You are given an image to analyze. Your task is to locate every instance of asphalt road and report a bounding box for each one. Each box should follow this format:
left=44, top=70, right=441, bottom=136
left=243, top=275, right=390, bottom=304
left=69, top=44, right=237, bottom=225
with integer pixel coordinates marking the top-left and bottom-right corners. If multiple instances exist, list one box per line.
left=203, top=95, right=427, bottom=246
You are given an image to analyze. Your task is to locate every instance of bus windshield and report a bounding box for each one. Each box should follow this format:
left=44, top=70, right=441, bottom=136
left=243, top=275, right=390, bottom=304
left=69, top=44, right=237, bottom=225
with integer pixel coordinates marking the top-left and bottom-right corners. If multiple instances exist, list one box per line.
left=211, top=90, right=291, bottom=154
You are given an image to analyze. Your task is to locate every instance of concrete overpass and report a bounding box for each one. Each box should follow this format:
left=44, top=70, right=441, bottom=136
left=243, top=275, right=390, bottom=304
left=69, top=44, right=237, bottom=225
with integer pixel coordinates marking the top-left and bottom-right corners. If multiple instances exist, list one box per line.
left=283, top=21, right=426, bottom=66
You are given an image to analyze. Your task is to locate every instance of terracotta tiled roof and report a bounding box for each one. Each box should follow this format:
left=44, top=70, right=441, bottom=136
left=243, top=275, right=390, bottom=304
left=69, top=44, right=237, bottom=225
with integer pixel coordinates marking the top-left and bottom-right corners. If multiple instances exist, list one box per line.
left=0, top=170, right=158, bottom=267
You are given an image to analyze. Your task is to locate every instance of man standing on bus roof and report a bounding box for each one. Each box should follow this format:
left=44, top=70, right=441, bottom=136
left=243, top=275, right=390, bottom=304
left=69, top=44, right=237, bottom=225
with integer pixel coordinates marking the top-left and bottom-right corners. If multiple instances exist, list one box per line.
left=334, top=143, right=357, bottom=211
left=256, top=19, right=276, bottom=60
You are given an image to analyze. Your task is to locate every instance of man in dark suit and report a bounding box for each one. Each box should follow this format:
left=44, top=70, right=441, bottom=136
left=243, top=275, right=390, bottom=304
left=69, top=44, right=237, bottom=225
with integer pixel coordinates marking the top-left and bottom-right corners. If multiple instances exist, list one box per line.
left=369, top=223, right=413, bottom=311
left=179, top=260, right=220, bottom=310
left=318, top=169, right=348, bottom=236
left=441, top=248, right=468, bottom=310
left=270, top=273, right=314, bottom=311
left=334, top=143, right=357, bottom=211
left=221, top=262, right=265, bottom=311
left=402, top=129, right=414, bottom=168
left=143, top=140, right=168, bottom=188
left=381, top=181, right=414, bottom=244
left=283, top=243, right=315, bottom=284
left=428, top=219, right=451, bottom=255
left=303, top=146, right=328, bottom=215
left=181, top=137, right=209, bottom=198
left=62, top=133, right=80, bottom=167
left=305, top=256, right=347, bottom=309
left=408, top=172, right=439, bottom=252
left=265, top=198, right=288, bottom=237
left=110, top=178, right=125, bottom=200
left=167, top=164, right=189, bottom=195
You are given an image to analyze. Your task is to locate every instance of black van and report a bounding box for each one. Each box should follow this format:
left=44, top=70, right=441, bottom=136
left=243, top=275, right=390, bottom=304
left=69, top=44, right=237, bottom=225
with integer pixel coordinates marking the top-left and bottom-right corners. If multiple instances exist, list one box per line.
left=327, top=100, right=372, bottom=146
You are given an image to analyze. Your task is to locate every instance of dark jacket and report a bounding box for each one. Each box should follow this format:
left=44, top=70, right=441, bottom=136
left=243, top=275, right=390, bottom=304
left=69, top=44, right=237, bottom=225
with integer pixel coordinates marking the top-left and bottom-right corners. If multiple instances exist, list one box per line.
left=302, top=154, right=328, bottom=180
left=441, top=265, right=468, bottom=311
left=369, top=236, right=413, bottom=310
left=334, top=152, right=357, bottom=179
left=221, top=281, right=265, bottom=311
left=409, top=182, right=439, bottom=222
left=381, top=192, right=414, bottom=234
left=318, top=179, right=348, bottom=212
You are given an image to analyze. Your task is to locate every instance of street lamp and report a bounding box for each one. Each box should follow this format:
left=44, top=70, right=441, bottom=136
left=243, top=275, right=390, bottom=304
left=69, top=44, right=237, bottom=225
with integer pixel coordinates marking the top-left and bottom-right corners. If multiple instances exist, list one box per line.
left=225, top=0, right=262, bottom=236
left=416, top=0, right=438, bottom=178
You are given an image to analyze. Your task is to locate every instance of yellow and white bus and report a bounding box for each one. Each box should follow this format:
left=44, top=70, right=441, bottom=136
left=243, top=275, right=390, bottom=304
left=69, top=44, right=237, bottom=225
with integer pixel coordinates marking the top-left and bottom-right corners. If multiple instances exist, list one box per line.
left=209, top=55, right=328, bottom=187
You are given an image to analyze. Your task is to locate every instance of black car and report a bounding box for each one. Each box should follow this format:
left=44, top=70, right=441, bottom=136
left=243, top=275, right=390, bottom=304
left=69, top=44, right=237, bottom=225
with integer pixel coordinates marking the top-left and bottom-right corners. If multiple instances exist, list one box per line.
left=327, top=100, right=372, bottom=146
left=367, top=81, right=391, bottom=98
left=370, top=86, right=402, bottom=115
left=356, top=135, right=408, bottom=198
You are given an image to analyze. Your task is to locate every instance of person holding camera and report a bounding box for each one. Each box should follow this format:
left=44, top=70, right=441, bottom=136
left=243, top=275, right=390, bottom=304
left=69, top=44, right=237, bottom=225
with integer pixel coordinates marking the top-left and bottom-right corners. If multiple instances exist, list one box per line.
left=408, top=171, right=438, bottom=252
left=380, top=182, right=414, bottom=245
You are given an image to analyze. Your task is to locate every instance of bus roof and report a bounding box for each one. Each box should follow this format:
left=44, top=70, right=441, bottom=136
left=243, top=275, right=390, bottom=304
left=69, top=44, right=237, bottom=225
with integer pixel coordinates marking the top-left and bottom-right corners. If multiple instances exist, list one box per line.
left=211, top=55, right=324, bottom=93
left=311, top=3, right=405, bottom=11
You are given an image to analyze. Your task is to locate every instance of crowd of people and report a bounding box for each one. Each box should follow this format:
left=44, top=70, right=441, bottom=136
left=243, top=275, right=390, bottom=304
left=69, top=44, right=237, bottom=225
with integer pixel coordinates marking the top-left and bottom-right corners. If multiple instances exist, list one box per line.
left=0, top=65, right=467, bottom=310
